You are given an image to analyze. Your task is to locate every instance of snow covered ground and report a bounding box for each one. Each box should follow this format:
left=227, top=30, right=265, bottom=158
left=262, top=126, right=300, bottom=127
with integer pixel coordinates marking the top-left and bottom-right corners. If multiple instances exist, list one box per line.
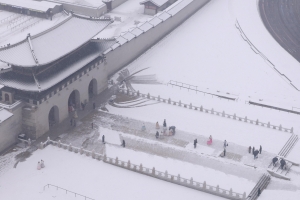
left=231, top=0, right=300, bottom=89
left=114, top=0, right=300, bottom=108
left=105, top=101, right=289, bottom=154
left=259, top=189, right=300, bottom=200
left=0, top=145, right=227, bottom=200
left=105, top=144, right=255, bottom=193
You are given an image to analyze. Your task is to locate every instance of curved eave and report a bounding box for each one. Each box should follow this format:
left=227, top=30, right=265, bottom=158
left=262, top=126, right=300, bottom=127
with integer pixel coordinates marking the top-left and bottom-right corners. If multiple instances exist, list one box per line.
left=0, top=15, right=113, bottom=68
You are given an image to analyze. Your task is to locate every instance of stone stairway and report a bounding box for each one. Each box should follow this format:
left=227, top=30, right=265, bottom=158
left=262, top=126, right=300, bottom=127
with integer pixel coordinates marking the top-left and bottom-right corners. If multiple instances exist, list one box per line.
left=246, top=174, right=271, bottom=200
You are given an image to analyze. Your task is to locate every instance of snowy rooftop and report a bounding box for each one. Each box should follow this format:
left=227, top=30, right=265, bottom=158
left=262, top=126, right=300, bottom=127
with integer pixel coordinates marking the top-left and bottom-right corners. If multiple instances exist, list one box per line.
left=0, top=11, right=69, bottom=48
left=140, top=0, right=169, bottom=7
left=0, top=108, right=13, bottom=123
left=0, top=15, right=112, bottom=67
left=0, top=39, right=116, bottom=92
left=46, top=0, right=105, bottom=8
left=0, top=0, right=61, bottom=12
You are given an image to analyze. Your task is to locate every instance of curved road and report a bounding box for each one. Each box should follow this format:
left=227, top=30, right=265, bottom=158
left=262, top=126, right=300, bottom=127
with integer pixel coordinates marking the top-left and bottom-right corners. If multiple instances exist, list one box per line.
left=259, top=0, right=300, bottom=62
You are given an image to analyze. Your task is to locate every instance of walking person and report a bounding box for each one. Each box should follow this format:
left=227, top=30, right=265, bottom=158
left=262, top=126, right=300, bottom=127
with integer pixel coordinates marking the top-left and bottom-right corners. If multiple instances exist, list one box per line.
left=37, top=162, right=41, bottom=170
left=254, top=150, right=259, bottom=159
left=41, top=160, right=45, bottom=168
left=163, top=119, right=167, bottom=128
left=122, top=140, right=126, bottom=148
left=194, top=139, right=197, bottom=148
left=155, top=131, right=159, bottom=139
left=252, top=146, right=255, bottom=155
left=224, top=140, right=228, bottom=148
left=102, top=135, right=105, bottom=144
left=259, top=145, right=262, bottom=154
left=156, top=122, right=160, bottom=129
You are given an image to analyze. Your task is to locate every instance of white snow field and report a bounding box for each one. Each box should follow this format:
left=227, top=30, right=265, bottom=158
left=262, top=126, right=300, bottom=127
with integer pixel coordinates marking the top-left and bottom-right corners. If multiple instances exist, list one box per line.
left=259, top=189, right=300, bottom=200
left=0, top=145, right=226, bottom=200
left=116, top=0, right=300, bottom=107
left=231, top=0, right=300, bottom=90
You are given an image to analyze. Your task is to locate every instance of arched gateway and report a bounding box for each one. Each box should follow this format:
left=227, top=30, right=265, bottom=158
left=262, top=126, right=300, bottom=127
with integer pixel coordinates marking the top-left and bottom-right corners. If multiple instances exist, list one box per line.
left=88, top=79, right=97, bottom=98
left=68, top=90, right=80, bottom=112
left=48, top=106, right=59, bottom=128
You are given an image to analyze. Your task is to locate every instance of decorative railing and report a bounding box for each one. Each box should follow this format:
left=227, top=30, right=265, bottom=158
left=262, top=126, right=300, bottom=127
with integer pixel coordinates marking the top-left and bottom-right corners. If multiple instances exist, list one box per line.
left=0, top=100, right=22, bottom=110
left=35, top=138, right=246, bottom=200
left=118, top=89, right=294, bottom=133
left=167, top=80, right=238, bottom=101
left=43, top=184, right=95, bottom=200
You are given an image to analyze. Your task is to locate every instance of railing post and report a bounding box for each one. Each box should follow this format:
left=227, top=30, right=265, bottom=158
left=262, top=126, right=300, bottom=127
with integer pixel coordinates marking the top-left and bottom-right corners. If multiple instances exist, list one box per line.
left=203, top=181, right=206, bottom=189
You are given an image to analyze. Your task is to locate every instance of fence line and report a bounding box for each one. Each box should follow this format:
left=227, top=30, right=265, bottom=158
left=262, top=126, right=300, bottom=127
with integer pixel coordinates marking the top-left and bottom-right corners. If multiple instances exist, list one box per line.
left=34, top=138, right=246, bottom=200
left=118, top=89, right=294, bottom=133
left=167, top=80, right=238, bottom=101
left=43, top=184, right=95, bottom=200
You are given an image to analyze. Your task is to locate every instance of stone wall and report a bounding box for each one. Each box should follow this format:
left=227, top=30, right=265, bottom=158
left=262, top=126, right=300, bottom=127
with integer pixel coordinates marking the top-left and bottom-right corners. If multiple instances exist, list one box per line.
left=104, top=0, right=211, bottom=77
left=24, top=61, right=108, bottom=139
left=0, top=104, right=23, bottom=152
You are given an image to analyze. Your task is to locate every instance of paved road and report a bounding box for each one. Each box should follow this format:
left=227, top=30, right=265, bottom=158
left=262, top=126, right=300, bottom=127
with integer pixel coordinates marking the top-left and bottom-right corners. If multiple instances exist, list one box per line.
left=259, top=0, right=300, bottom=62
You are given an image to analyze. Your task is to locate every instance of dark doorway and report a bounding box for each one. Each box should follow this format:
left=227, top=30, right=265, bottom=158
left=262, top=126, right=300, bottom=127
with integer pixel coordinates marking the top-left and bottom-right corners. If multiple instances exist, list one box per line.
left=48, top=106, right=59, bottom=128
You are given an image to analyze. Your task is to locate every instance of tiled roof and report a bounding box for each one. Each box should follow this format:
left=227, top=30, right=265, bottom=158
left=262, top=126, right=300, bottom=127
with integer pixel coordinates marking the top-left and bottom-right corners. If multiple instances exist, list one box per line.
left=0, top=15, right=112, bottom=67
left=0, top=40, right=116, bottom=92
left=140, top=0, right=169, bottom=7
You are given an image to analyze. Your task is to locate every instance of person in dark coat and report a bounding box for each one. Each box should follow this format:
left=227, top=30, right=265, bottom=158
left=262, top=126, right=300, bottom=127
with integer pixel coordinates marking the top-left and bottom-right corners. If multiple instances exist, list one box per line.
left=248, top=146, right=251, bottom=153
left=194, top=139, right=197, bottom=148
left=254, top=150, right=259, bottom=159
left=102, top=135, right=105, bottom=144
left=259, top=145, right=262, bottom=154
left=280, top=159, right=286, bottom=170
left=252, top=146, right=255, bottom=155
left=224, top=140, right=228, bottom=148
left=155, top=131, right=159, bottom=139
left=272, top=157, right=278, bottom=166
left=122, top=140, right=125, bottom=148
left=163, top=119, right=167, bottom=127
left=258, top=188, right=261, bottom=196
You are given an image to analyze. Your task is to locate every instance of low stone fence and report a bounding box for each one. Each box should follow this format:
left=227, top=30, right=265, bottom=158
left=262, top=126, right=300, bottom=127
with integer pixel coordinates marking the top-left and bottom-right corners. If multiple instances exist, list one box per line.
left=118, top=89, right=294, bottom=133
left=37, top=138, right=246, bottom=200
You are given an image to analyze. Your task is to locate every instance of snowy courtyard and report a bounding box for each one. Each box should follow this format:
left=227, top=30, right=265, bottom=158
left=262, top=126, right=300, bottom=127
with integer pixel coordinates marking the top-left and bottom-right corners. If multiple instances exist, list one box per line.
left=0, top=0, right=300, bottom=199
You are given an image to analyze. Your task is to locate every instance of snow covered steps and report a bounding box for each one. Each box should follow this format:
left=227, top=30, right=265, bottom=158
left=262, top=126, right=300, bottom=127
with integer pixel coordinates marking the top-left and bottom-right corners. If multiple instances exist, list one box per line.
left=246, top=174, right=270, bottom=200
left=278, top=134, right=298, bottom=157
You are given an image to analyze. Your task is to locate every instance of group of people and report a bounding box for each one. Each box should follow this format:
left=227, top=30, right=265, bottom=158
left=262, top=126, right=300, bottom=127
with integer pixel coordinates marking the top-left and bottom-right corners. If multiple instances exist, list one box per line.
left=193, top=135, right=213, bottom=149
left=272, top=157, right=287, bottom=169
left=37, top=160, right=45, bottom=170
left=155, top=119, right=176, bottom=139
left=248, top=145, right=262, bottom=159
